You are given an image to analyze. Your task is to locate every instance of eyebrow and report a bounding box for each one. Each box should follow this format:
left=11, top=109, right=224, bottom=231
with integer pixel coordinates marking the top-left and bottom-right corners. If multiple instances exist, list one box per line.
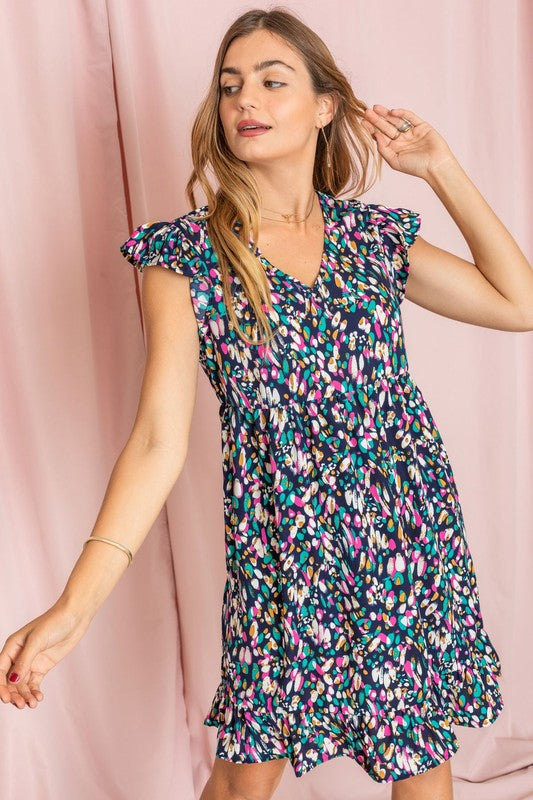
left=219, top=59, right=296, bottom=77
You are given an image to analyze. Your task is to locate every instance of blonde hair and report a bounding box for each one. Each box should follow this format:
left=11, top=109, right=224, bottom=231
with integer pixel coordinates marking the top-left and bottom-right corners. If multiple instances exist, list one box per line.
left=184, top=6, right=382, bottom=347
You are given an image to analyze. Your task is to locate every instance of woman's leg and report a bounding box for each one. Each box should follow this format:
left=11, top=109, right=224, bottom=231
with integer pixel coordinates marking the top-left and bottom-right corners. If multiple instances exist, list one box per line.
left=199, top=756, right=289, bottom=800
left=391, top=758, right=454, bottom=800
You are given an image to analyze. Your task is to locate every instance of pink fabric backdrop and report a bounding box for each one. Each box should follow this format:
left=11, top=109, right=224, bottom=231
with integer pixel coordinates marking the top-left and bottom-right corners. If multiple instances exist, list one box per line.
left=1, top=1, right=531, bottom=798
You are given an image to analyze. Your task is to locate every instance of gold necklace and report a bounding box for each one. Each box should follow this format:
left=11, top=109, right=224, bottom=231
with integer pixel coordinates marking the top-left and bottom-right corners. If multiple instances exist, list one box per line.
left=260, top=191, right=316, bottom=223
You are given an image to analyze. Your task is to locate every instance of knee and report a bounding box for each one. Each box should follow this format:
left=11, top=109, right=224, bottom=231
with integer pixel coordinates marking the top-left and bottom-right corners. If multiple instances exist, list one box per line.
left=391, top=757, right=453, bottom=800
left=226, top=784, right=277, bottom=800
left=206, top=756, right=288, bottom=800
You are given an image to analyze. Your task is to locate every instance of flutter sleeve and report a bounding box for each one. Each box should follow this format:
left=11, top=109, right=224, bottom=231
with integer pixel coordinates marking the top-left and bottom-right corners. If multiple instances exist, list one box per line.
left=366, top=203, right=421, bottom=304
left=119, top=217, right=201, bottom=277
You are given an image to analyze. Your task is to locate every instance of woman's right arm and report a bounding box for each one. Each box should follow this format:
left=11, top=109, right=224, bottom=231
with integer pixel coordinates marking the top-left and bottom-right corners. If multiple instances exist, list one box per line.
left=61, top=265, right=201, bottom=622
left=0, top=265, right=200, bottom=706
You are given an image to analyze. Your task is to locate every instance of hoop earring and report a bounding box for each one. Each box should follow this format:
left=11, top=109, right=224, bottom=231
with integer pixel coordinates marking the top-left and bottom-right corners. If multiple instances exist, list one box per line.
left=320, top=124, right=332, bottom=169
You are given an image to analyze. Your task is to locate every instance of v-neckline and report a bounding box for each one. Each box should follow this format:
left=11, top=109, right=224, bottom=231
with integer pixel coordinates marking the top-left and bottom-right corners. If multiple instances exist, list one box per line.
left=253, top=190, right=330, bottom=293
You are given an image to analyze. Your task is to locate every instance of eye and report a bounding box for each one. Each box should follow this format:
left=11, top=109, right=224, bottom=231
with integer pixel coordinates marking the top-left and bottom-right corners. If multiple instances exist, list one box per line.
left=220, top=80, right=285, bottom=96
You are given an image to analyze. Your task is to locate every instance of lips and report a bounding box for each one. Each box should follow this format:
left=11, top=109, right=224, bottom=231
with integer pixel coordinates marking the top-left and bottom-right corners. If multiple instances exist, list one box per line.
left=237, top=119, right=272, bottom=131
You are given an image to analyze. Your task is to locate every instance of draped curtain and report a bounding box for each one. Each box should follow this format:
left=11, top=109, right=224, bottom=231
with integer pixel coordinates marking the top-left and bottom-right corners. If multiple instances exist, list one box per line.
left=0, top=1, right=531, bottom=797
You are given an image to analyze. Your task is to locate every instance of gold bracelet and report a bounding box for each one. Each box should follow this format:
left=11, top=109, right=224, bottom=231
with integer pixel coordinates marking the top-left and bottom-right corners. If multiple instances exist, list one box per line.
left=83, top=536, right=133, bottom=566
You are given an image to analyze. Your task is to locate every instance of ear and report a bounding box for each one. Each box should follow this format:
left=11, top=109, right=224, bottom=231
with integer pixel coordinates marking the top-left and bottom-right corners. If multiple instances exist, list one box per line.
left=317, top=92, right=337, bottom=127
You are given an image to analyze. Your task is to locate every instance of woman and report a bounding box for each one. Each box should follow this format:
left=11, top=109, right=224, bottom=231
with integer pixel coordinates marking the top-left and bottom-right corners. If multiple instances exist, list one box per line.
left=1, top=7, right=531, bottom=800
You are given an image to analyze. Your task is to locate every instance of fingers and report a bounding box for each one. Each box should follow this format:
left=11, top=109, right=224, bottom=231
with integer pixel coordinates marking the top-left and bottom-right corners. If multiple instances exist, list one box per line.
left=0, top=630, right=44, bottom=708
left=0, top=637, right=21, bottom=702
left=363, top=104, right=417, bottom=141
left=1, top=605, right=86, bottom=710
left=0, top=669, right=44, bottom=708
left=9, top=678, right=42, bottom=709
left=5, top=686, right=34, bottom=709
left=389, top=107, right=424, bottom=126
left=0, top=639, right=29, bottom=689
left=0, top=673, right=44, bottom=709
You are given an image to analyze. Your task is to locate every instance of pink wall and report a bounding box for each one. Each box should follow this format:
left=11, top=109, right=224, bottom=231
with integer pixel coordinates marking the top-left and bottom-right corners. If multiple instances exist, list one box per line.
left=1, top=1, right=531, bottom=798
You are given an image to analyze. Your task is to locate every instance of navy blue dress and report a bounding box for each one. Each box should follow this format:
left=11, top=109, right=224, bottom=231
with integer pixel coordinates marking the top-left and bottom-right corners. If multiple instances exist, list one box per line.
left=119, top=190, right=504, bottom=783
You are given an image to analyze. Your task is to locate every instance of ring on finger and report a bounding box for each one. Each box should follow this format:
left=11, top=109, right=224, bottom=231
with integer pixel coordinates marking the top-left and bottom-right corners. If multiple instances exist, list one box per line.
left=389, top=118, right=413, bottom=139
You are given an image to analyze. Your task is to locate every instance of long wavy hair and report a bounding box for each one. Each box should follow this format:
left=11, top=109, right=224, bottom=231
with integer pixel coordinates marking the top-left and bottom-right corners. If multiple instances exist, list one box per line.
left=184, top=6, right=382, bottom=348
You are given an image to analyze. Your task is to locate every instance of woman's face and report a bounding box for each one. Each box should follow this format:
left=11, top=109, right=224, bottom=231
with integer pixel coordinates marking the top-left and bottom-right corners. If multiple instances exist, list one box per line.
left=219, top=30, right=327, bottom=171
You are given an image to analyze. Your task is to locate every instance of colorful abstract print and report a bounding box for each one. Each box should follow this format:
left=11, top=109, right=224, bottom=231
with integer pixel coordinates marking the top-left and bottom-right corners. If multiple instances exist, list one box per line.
left=119, top=190, right=504, bottom=783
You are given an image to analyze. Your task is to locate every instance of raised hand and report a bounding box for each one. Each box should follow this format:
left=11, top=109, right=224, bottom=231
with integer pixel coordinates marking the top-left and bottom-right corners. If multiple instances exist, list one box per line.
left=361, top=104, right=458, bottom=180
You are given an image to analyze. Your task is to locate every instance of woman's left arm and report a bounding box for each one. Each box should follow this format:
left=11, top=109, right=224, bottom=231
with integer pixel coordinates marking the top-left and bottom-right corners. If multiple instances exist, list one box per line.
left=362, top=104, right=533, bottom=331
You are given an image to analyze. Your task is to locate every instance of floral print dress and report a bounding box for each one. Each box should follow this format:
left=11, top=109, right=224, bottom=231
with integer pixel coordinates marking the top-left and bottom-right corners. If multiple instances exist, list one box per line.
left=119, top=190, right=504, bottom=784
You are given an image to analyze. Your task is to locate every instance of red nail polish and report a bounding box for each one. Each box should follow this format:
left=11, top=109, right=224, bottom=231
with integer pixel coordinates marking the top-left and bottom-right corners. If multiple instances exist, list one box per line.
left=9, top=673, right=19, bottom=683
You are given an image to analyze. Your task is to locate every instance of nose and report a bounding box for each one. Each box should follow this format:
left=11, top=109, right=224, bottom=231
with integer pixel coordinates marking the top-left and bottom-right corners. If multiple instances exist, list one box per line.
left=235, top=80, right=260, bottom=110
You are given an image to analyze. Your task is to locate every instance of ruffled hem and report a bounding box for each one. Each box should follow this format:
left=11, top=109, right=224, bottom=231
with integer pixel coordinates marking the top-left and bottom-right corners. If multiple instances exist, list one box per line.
left=202, top=633, right=504, bottom=783
left=436, top=624, right=504, bottom=726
